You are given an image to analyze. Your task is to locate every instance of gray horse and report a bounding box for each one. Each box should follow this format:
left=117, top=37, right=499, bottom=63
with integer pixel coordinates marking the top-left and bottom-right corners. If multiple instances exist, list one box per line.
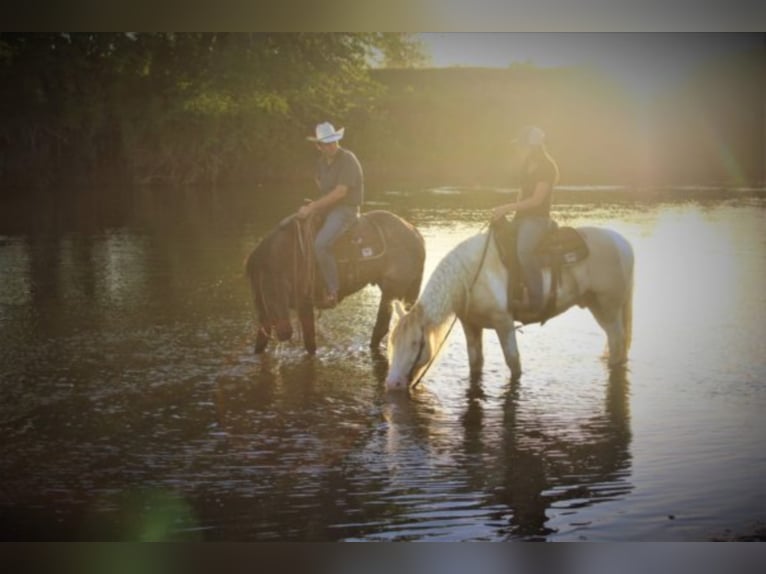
left=385, top=226, right=634, bottom=389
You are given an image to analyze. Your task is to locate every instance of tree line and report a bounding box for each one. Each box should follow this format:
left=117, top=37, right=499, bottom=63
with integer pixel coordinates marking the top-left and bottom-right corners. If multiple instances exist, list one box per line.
left=0, top=33, right=762, bottom=192
left=0, top=32, right=425, bottom=190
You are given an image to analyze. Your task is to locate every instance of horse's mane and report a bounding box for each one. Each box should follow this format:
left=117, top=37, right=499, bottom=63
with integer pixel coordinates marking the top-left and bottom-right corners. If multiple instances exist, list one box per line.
left=389, top=231, right=490, bottom=370
left=414, top=231, right=490, bottom=325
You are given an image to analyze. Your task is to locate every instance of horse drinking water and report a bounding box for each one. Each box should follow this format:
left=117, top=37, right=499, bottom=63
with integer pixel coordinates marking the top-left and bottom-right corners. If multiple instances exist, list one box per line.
left=246, top=210, right=425, bottom=354
left=385, top=224, right=634, bottom=389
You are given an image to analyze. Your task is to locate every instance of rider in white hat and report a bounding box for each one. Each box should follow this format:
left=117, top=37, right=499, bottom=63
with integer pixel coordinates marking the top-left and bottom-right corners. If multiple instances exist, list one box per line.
left=298, top=122, right=364, bottom=308
left=306, top=121, right=346, bottom=144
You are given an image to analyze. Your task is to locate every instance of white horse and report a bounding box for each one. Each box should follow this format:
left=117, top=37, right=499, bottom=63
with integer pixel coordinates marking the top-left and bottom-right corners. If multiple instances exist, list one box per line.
left=385, top=226, right=634, bottom=390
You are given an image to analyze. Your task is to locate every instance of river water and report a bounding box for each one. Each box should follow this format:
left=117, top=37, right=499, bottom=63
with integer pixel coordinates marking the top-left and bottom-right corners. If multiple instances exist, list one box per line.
left=0, top=184, right=764, bottom=541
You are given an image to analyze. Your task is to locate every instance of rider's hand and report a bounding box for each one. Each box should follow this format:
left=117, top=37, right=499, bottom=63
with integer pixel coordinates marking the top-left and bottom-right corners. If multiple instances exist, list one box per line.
left=297, top=203, right=313, bottom=219
left=491, top=205, right=509, bottom=222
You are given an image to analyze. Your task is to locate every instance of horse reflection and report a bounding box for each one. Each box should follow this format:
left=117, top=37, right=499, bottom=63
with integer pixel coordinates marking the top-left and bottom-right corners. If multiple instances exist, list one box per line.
left=491, top=368, right=633, bottom=539
left=460, top=373, right=487, bottom=458
left=381, top=384, right=446, bottom=459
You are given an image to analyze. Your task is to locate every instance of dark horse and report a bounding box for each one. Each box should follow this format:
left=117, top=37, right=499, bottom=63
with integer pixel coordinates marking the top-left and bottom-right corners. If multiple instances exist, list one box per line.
left=245, top=210, right=425, bottom=354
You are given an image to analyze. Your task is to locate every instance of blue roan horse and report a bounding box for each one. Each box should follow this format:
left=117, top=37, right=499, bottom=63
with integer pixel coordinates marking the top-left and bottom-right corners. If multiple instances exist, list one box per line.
left=385, top=225, right=634, bottom=390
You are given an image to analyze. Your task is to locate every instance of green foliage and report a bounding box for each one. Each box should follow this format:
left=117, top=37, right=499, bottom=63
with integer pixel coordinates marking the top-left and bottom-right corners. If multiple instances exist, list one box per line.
left=0, top=32, right=426, bottom=188
left=0, top=33, right=759, bottom=189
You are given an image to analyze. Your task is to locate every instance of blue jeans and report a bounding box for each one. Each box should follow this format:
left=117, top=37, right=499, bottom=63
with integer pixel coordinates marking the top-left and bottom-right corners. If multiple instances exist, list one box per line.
left=516, top=216, right=550, bottom=311
left=314, top=205, right=358, bottom=296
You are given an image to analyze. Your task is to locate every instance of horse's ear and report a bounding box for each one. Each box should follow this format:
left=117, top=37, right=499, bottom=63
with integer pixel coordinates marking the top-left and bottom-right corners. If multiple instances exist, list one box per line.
left=391, top=300, right=406, bottom=321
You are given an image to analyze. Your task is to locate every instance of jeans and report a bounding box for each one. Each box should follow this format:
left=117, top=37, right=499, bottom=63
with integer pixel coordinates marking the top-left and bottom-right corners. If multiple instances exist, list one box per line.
left=314, top=205, right=358, bottom=296
left=516, top=216, right=550, bottom=311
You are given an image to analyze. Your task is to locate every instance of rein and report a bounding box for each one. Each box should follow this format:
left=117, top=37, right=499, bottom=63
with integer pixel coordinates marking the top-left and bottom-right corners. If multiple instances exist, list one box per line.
left=410, top=223, right=493, bottom=389
left=293, top=216, right=319, bottom=305
left=256, top=214, right=319, bottom=345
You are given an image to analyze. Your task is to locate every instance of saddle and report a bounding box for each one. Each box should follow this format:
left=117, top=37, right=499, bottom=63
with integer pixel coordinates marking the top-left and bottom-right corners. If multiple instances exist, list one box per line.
left=491, top=218, right=589, bottom=322
left=332, top=214, right=387, bottom=266
left=293, top=212, right=388, bottom=303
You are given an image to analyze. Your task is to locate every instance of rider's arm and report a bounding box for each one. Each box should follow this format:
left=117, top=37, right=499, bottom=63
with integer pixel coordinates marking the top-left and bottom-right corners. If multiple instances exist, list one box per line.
left=298, top=184, right=348, bottom=218
left=492, top=181, right=551, bottom=219
left=308, top=184, right=348, bottom=212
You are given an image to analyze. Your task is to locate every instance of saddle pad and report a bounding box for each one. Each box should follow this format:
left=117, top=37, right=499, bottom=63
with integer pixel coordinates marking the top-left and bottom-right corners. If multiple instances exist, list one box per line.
left=537, top=226, right=589, bottom=265
left=334, top=214, right=386, bottom=261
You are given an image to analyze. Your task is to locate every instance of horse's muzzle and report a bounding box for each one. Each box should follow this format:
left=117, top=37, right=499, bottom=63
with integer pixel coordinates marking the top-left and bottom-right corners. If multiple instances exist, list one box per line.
left=384, top=376, right=409, bottom=391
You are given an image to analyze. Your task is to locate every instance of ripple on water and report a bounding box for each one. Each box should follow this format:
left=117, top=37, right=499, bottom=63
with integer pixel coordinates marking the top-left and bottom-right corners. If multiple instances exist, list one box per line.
left=1, top=197, right=765, bottom=540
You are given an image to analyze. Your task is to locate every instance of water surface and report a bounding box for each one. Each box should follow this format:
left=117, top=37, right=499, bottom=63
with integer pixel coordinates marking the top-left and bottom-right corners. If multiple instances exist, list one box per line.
left=0, top=185, right=764, bottom=540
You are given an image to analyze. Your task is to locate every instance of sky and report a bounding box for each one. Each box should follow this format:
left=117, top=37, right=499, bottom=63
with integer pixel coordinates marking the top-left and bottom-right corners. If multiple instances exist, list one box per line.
left=416, top=33, right=763, bottom=96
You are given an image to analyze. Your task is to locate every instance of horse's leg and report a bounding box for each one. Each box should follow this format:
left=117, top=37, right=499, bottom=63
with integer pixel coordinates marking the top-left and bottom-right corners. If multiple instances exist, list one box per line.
left=588, top=296, right=626, bottom=367
left=298, top=302, right=317, bottom=355
left=254, top=325, right=270, bottom=354
left=461, top=319, right=484, bottom=375
left=371, top=291, right=393, bottom=349
left=403, top=272, right=422, bottom=310
left=495, top=318, right=522, bottom=380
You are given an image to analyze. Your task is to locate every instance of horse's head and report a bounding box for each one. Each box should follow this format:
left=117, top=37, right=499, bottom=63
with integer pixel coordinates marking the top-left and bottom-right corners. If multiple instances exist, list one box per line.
left=246, top=225, right=298, bottom=343
left=385, top=301, right=433, bottom=390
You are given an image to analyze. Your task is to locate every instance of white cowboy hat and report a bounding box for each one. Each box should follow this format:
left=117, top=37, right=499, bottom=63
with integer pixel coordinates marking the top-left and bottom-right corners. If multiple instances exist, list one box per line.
left=307, top=122, right=345, bottom=143
left=512, top=125, right=546, bottom=146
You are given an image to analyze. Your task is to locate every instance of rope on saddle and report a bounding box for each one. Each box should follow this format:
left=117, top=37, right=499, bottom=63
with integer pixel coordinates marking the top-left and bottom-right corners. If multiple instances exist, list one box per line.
left=293, top=216, right=319, bottom=306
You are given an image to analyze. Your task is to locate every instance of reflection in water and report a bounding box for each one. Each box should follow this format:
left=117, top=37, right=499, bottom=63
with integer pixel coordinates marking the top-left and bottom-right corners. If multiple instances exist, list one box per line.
left=493, top=368, right=632, bottom=540
left=0, top=187, right=764, bottom=540
left=353, top=365, right=632, bottom=541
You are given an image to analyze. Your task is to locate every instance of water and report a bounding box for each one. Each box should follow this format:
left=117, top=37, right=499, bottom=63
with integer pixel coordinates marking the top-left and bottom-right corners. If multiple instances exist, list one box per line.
left=0, top=185, right=764, bottom=541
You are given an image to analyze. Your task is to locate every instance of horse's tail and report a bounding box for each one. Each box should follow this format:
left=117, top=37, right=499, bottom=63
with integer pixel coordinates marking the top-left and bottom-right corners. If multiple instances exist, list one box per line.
left=369, top=210, right=426, bottom=305
left=408, top=225, right=427, bottom=304
left=623, top=274, right=633, bottom=354
left=620, top=238, right=635, bottom=355
left=394, top=219, right=426, bottom=307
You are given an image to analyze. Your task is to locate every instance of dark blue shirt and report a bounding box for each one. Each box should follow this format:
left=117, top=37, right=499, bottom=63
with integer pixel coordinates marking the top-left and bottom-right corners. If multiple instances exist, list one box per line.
left=315, top=147, right=364, bottom=207
left=515, top=156, right=556, bottom=220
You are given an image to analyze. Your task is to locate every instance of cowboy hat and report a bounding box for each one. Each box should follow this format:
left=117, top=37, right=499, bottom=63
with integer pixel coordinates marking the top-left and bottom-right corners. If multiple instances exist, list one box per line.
left=307, top=122, right=345, bottom=143
left=512, top=125, right=545, bottom=146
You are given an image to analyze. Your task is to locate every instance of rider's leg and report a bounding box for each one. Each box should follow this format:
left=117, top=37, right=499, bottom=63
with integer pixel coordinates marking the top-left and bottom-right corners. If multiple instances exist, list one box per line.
left=516, top=216, right=549, bottom=313
left=314, top=205, right=357, bottom=304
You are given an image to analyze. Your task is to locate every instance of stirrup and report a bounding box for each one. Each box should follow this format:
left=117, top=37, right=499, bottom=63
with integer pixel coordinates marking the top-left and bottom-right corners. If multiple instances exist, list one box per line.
left=512, top=300, right=538, bottom=312
left=511, top=298, right=544, bottom=322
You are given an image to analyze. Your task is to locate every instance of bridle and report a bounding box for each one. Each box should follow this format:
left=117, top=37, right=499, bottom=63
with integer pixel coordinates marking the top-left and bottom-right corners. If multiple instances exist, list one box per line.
left=407, top=223, right=494, bottom=389
left=407, top=333, right=428, bottom=385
